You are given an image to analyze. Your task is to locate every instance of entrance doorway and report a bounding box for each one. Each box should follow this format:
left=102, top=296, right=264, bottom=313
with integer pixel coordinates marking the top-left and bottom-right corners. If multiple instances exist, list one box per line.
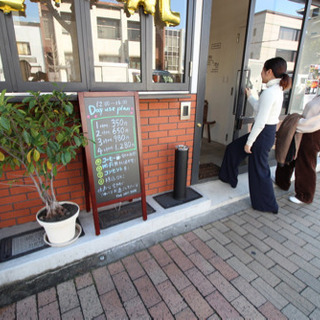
left=198, top=0, right=306, bottom=182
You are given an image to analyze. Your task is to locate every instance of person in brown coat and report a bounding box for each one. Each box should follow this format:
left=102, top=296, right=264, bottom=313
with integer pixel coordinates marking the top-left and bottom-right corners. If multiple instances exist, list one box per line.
left=275, top=92, right=320, bottom=204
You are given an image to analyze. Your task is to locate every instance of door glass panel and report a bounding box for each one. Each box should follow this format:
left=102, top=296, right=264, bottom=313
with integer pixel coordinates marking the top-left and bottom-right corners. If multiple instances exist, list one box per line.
left=152, top=0, right=187, bottom=83
left=290, top=2, right=320, bottom=113
left=245, top=0, right=305, bottom=119
left=12, top=0, right=81, bottom=82
left=90, top=0, right=141, bottom=83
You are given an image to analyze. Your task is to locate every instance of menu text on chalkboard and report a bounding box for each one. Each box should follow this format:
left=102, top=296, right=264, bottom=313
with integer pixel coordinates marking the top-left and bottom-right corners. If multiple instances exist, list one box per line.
left=79, top=92, right=147, bottom=235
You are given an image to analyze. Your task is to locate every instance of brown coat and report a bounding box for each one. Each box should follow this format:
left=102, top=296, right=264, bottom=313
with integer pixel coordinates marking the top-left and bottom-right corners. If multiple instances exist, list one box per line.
left=275, top=113, right=303, bottom=165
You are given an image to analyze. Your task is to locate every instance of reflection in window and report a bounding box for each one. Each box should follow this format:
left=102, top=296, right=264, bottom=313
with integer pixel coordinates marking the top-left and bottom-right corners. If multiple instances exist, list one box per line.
left=247, top=0, right=304, bottom=113
left=91, top=1, right=141, bottom=83
left=290, top=2, right=320, bottom=113
left=153, top=0, right=186, bottom=83
left=12, top=0, right=81, bottom=82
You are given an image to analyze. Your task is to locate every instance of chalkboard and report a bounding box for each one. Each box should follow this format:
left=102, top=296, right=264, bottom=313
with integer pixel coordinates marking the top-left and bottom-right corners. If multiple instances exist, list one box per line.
left=78, top=92, right=147, bottom=235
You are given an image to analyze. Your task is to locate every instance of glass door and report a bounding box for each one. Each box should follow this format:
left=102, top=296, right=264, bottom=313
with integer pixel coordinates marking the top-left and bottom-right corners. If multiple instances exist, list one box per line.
left=233, top=0, right=307, bottom=139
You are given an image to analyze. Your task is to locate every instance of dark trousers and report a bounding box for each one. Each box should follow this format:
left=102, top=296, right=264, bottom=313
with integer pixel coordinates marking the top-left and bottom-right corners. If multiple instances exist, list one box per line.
left=219, top=125, right=278, bottom=213
left=276, top=129, right=320, bottom=203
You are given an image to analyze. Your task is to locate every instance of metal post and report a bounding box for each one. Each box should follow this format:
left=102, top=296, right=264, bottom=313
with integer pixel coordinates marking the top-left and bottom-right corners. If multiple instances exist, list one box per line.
left=173, top=145, right=189, bottom=200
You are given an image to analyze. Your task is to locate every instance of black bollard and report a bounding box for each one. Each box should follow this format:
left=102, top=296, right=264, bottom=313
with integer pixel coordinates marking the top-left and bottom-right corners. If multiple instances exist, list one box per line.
left=173, top=145, right=189, bottom=200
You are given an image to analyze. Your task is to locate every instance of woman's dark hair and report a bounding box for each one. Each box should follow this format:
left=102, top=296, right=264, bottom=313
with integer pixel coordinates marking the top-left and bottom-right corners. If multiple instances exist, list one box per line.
left=264, top=57, right=291, bottom=90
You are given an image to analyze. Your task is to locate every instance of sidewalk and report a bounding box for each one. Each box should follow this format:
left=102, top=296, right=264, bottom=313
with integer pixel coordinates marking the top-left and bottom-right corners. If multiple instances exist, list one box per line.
left=1, top=172, right=320, bottom=319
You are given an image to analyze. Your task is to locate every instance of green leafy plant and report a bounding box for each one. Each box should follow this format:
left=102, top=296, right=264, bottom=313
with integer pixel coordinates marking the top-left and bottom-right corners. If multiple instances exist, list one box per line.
left=0, top=89, right=87, bottom=220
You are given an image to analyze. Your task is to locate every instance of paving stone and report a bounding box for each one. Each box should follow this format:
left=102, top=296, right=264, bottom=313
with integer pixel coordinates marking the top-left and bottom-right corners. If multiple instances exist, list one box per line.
left=224, top=230, right=250, bottom=249
left=271, top=265, right=306, bottom=293
left=231, top=295, right=265, bottom=320
left=297, top=232, right=320, bottom=250
left=148, top=301, right=174, bottom=320
left=247, top=260, right=280, bottom=287
left=289, top=254, right=320, bottom=278
left=224, top=220, right=247, bottom=236
left=278, top=228, right=307, bottom=246
left=100, top=290, right=128, bottom=320
left=207, top=226, right=231, bottom=245
left=112, top=271, right=137, bottom=302
left=57, top=281, right=79, bottom=314
left=301, top=287, right=320, bottom=309
left=207, top=271, right=240, bottom=302
left=257, top=216, right=282, bottom=231
left=243, top=233, right=270, bottom=253
left=122, top=254, right=146, bottom=280
left=161, top=239, right=177, bottom=252
left=281, top=303, right=310, bottom=320
left=240, top=212, right=264, bottom=229
left=173, top=235, right=196, bottom=255
left=38, top=301, right=61, bottom=320
left=75, top=272, right=93, bottom=290
left=245, top=246, right=275, bottom=269
left=274, top=218, right=299, bottom=234
left=267, top=250, right=299, bottom=273
left=0, top=304, right=15, bottom=320
left=16, top=296, right=37, bottom=320
left=282, top=240, right=314, bottom=261
left=206, top=238, right=233, bottom=260
left=294, top=269, right=320, bottom=294
left=61, top=307, right=84, bottom=320
left=275, top=282, right=315, bottom=316
left=163, top=263, right=191, bottom=291
left=192, top=228, right=213, bottom=241
left=149, top=244, right=172, bottom=267
left=185, top=267, right=215, bottom=296
left=189, top=238, right=216, bottom=260
left=140, top=257, right=168, bottom=285
left=208, top=255, right=239, bottom=281
left=77, top=285, right=103, bottom=320
left=231, top=276, right=267, bottom=307
left=188, top=252, right=215, bottom=275
left=309, top=308, right=320, bottom=320
left=38, top=287, right=57, bottom=307
left=92, top=266, right=115, bottom=295
left=206, top=290, right=241, bottom=319
left=304, top=243, right=320, bottom=259
left=258, top=301, right=288, bottom=320
left=123, top=295, right=149, bottom=319
left=134, top=275, right=162, bottom=308
left=226, top=256, right=258, bottom=282
left=181, top=285, right=214, bottom=319
left=251, top=277, right=288, bottom=310
left=135, top=249, right=152, bottom=263
left=183, top=231, right=198, bottom=242
left=107, top=261, right=125, bottom=275
left=167, top=247, right=194, bottom=272
left=260, top=226, right=287, bottom=243
left=293, top=222, right=319, bottom=238
left=225, top=242, right=253, bottom=264
left=264, top=237, right=292, bottom=257
left=156, top=280, right=186, bottom=315
left=174, top=307, right=197, bottom=320
left=211, top=220, right=231, bottom=233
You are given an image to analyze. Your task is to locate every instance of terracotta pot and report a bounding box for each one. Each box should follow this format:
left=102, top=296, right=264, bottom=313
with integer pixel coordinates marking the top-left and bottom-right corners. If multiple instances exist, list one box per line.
left=36, top=201, right=80, bottom=246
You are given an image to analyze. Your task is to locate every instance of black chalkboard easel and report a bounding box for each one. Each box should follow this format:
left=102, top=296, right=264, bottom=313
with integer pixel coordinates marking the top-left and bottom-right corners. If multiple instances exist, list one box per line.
left=78, top=92, right=147, bottom=235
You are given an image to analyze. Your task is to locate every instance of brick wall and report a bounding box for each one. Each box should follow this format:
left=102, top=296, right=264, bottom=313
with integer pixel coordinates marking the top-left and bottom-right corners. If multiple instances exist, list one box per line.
left=0, top=95, right=196, bottom=228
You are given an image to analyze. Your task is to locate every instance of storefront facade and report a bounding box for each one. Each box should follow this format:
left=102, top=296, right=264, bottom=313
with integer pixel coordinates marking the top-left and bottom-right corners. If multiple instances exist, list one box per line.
left=0, top=0, right=319, bottom=228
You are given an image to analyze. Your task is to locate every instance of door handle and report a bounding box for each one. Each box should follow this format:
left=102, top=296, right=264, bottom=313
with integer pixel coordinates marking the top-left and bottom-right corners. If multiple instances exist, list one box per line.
left=197, top=123, right=202, bottom=128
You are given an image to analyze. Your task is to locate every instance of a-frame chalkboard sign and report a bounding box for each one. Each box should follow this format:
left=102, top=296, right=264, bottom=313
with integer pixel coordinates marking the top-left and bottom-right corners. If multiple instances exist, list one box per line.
left=78, top=92, right=147, bottom=235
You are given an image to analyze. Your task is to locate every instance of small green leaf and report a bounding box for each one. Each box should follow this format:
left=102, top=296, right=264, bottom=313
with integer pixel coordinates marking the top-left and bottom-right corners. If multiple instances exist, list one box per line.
left=0, top=151, right=4, bottom=161
left=0, top=116, right=10, bottom=131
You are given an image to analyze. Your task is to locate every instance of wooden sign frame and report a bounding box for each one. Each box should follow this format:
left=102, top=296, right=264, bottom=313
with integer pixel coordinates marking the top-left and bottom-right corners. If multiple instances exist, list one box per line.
left=78, top=92, right=147, bottom=235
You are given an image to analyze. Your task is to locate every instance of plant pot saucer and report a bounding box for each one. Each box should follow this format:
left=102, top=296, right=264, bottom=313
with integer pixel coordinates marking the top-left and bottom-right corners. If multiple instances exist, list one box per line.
left=43, top=223, right=82, bottom=247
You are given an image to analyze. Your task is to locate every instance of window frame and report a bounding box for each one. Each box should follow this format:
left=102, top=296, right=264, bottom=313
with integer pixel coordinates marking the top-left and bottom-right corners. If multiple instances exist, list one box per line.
left=0, top=0, right=194, bottom=94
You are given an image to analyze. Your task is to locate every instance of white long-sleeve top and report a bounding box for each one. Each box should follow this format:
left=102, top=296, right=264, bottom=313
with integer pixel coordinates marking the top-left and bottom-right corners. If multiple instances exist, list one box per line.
left=246, top=78, right=283, bottom=147
left=296, top=95, right=320, bottom=133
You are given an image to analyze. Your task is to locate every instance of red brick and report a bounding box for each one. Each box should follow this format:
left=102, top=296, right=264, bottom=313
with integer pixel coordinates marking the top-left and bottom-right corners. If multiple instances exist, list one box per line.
left=0, top=219, right=16, bottom=228
left=149, top=117, right=169, bottom=124
left=134, top=275, right=162, bottom=308
left=259, top=302, right=288, bottom=320
left=149, top=301, right=174, bottom=320
left=149, top=131, right=168, bottom=139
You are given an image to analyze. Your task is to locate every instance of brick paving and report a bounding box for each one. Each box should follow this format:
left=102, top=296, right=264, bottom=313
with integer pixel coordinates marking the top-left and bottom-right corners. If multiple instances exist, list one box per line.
left=1, top=176, right=320, bottom=319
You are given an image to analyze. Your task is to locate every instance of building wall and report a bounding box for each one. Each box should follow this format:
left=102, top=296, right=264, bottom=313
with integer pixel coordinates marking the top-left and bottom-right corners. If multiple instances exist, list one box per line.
left=0, top=95, right=196, bottom=228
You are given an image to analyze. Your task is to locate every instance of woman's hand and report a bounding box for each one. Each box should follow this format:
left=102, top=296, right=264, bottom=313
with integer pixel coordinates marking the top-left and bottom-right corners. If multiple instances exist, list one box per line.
left=245, top=88, right=251, bottom=97
left=244, top=144, right=252, bottom=154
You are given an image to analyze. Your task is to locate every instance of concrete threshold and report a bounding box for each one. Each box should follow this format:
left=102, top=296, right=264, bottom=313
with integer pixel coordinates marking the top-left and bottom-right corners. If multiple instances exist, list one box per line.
left=0, top=163, right=313, bottom=288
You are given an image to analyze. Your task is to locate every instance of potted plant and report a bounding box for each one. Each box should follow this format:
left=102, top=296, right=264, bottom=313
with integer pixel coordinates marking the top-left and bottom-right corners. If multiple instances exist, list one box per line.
left=0, top=88, right=87, bottom=246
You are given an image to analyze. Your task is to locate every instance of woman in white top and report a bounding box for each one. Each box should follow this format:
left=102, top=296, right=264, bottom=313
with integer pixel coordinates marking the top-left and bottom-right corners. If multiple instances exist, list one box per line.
left=275, top=93, right=320, bottom=204
left=219, top=57, right=291, bottom=214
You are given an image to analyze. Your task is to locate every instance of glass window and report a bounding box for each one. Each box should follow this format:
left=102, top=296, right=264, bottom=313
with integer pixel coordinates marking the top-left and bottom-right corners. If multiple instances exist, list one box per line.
left=12, top=0, right=81, bottom=82
left=90, top=1, right=141, bottom=83
left=279, top=27, right=300, bottom=41
left=290, top=2, right=320, bottom=113
left=152, top=0, right=187, bottom=83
